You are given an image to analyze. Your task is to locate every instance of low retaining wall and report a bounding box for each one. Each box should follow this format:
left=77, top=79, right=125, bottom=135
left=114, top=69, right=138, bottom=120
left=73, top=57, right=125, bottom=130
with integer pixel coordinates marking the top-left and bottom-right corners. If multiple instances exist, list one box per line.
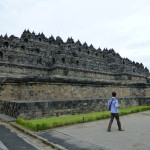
left=0, top=76, right=150, bottom=101
left=0, top=97, right=150, bottom=120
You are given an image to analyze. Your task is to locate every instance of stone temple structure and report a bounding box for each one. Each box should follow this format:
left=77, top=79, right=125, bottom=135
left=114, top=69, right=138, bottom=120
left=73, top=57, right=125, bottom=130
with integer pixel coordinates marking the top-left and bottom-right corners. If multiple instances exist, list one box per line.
left=0, top=29, right=149, bottom=78
left=0, top=30, right=150, bottom=119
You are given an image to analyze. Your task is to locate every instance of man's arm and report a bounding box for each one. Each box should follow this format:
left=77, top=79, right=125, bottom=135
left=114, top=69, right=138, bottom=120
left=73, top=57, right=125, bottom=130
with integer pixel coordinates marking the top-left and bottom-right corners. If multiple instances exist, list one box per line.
left=115, top=100, right=119, bottom=108
left=108, top=99, right=110, bottom=107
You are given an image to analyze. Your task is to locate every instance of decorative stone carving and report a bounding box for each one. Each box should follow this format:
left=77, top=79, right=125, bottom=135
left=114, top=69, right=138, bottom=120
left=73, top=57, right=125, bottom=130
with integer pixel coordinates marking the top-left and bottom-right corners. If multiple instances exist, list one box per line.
left=0, top=30, right=149, bottom=78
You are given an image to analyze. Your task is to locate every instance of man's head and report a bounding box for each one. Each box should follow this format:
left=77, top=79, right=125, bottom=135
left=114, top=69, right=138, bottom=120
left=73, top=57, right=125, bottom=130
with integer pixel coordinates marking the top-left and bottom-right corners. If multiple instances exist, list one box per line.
left=112, top=92, right=117, bottom=97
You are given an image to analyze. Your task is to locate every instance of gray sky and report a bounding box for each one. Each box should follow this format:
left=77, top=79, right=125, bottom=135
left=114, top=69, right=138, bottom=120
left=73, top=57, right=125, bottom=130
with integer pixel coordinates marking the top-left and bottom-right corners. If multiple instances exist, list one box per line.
left=0, top=0, right=150, bottom=71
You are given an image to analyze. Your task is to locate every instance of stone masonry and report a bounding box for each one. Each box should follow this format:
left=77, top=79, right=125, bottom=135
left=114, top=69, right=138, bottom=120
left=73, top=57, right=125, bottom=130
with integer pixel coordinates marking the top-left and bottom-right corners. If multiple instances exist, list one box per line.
left=0, top=76, right=150, bottom=101
left=0, top=97, right=150, bottom=119
left=0, top=30, right=150, bottom=119
left=0, top=30, right=149, bottom=79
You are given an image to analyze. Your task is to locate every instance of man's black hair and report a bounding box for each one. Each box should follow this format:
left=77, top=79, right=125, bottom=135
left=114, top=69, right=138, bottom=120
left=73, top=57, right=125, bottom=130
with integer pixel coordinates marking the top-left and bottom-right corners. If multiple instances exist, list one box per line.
left=112, top=92, right=116, bottom=97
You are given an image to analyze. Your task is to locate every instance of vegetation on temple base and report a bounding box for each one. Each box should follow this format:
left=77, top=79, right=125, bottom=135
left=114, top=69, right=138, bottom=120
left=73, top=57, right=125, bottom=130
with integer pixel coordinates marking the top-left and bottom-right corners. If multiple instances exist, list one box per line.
left=16, top=106, right=150, bottom=131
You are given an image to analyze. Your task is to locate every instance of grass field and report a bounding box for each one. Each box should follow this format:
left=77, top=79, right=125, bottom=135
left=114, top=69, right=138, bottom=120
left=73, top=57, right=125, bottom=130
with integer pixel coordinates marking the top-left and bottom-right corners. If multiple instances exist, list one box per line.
left=16, top=106, right=150, bottom=131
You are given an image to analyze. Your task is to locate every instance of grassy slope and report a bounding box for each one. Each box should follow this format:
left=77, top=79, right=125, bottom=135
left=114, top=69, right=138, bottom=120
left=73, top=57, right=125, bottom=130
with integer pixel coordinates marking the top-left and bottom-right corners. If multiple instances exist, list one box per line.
left=16, top=106, right=150, bottom=131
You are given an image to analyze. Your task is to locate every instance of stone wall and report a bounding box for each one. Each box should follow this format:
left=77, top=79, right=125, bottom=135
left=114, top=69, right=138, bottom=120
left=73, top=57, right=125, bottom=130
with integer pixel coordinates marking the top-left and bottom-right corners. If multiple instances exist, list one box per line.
left=50, top=67, right=147, bottom=83
left=0, top=76, right=150, bottom=119
left=0, top=97, right=150, bottom=119
left=0, top=76, right=150, bottom=101
left=0, top=62, right=49, bottom=77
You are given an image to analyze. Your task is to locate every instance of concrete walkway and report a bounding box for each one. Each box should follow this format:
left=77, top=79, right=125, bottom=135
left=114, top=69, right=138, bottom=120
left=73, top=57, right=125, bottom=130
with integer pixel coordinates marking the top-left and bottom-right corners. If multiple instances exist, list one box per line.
left=38, top=111, right=150, bottom=150
left=0, top=124, right=38, bottom=150
left=0, top=114, right=55, bottom=150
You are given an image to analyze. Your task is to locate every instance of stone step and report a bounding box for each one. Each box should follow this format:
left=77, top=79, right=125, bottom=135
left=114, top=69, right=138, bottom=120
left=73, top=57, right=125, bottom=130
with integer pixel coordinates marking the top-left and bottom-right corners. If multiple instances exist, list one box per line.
left=0, top=114, right=16, bottom=122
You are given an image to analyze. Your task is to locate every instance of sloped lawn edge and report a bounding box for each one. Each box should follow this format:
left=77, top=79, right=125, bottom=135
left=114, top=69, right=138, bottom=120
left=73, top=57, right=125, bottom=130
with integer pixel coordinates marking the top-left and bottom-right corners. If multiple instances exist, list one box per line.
left=16, top=106, right=150, bottom=131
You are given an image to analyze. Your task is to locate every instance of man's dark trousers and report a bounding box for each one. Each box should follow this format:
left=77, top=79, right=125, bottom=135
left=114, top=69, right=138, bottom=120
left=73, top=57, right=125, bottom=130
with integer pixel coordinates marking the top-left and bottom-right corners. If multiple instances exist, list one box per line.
left=108, top=113, right=122, bottom=131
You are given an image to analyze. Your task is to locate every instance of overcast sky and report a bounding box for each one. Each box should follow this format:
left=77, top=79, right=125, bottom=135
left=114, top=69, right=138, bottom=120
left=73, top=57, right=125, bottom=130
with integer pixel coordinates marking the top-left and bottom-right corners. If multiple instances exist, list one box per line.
left=0, top=0, right=150, bottom=71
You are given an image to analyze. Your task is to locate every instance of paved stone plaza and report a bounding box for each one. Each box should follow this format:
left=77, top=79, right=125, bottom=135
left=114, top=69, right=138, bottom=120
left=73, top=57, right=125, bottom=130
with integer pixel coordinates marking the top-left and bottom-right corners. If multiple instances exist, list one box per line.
left=38, top=111, right=150, bottom=150
left=0, top=111, right=150, bottom=150
left=0, top=122, right=54, bottom=150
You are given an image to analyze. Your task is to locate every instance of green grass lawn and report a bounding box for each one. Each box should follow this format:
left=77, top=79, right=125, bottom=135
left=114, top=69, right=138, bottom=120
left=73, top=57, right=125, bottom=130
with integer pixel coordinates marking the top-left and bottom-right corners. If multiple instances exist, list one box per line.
left=16, top=106, right=150, bottom=131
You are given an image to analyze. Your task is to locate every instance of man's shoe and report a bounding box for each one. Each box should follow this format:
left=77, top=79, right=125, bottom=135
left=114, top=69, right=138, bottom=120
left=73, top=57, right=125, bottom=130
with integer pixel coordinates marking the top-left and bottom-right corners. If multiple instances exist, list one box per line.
left=118, top=129, right=124, bottom=131
left=107, top=129, right=111, bottom=132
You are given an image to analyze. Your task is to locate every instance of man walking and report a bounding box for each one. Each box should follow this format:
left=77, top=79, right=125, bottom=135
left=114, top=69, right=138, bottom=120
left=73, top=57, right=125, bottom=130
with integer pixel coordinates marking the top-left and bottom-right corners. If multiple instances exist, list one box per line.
left=107, top=92, right=124, bottom=132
